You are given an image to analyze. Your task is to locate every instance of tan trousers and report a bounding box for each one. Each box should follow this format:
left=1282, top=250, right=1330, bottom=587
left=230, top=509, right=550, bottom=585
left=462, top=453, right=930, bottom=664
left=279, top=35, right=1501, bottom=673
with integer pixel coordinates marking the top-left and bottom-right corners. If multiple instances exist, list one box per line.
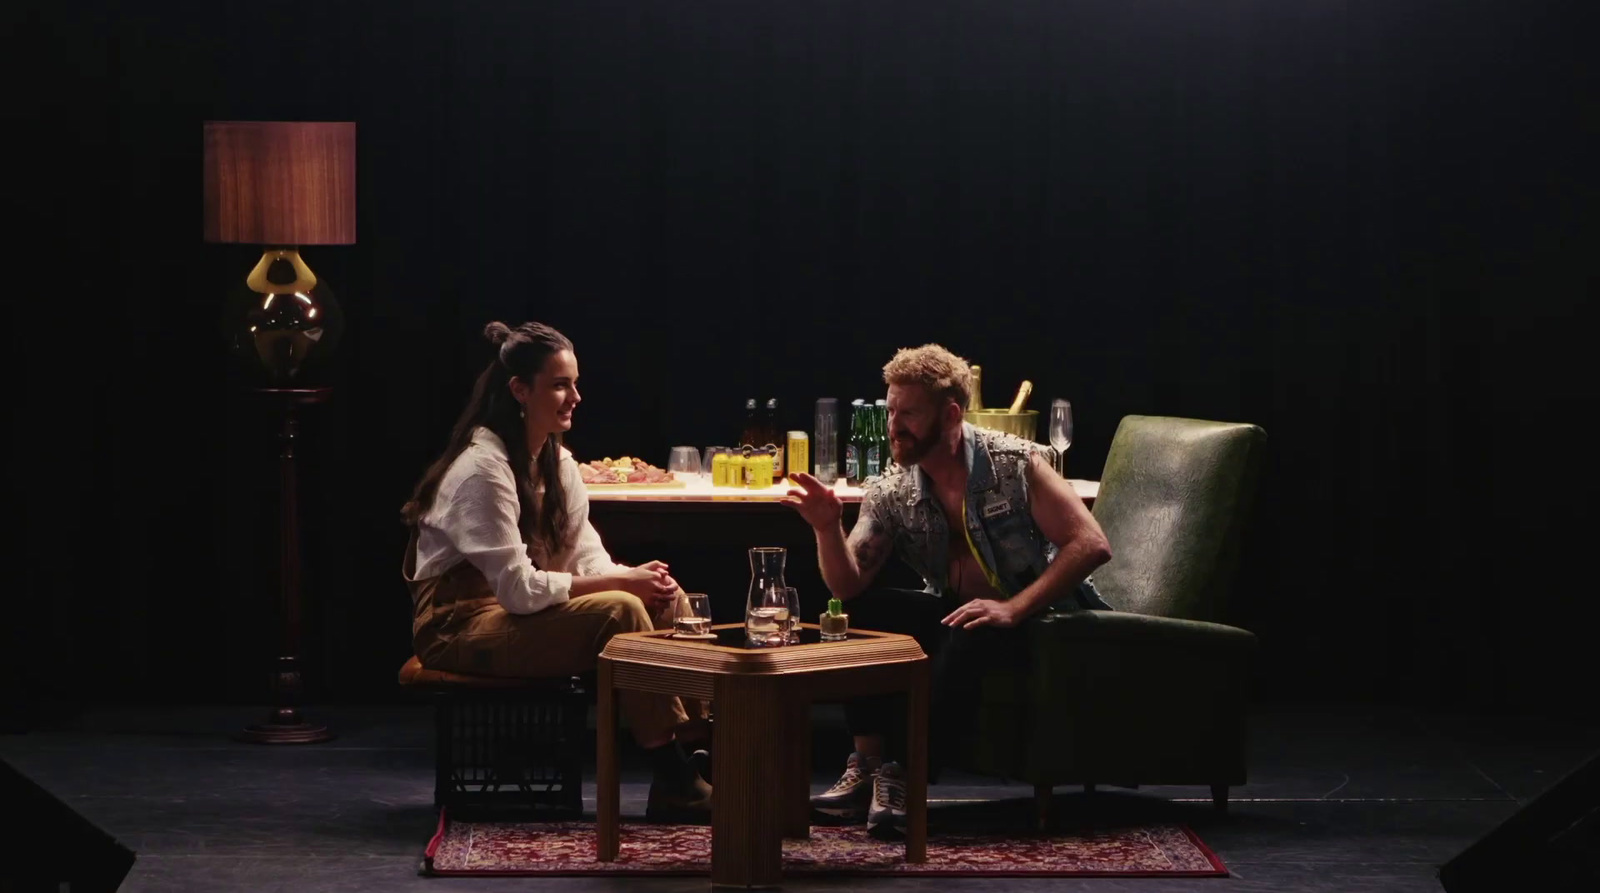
left=406, top=536, right=702, bottom=745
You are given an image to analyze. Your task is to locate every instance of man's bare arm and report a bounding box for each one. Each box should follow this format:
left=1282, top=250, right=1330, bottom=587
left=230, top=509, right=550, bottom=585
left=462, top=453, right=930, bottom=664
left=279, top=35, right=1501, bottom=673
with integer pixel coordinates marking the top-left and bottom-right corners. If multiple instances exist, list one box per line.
left=842, top=515, right=895, bottom=600
left=942, top=452, right=1113, bottom=629
left=1007, top=452, right=1112, bottom=620
left=783, top=472, right=893, bottom=601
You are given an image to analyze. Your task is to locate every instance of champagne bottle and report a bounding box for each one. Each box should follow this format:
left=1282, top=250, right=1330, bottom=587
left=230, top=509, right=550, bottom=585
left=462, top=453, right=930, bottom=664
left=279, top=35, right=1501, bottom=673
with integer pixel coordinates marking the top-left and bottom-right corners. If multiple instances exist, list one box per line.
left=1008, top=380, right=1033, bottom=414
left=969, top=365, right=984, bottom=411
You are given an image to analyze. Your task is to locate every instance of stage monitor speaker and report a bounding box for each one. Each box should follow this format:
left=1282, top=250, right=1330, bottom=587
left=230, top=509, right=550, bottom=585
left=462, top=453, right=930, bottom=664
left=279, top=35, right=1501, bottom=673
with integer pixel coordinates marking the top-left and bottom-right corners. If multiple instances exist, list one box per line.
left=0, top=758, right=136, bottom=892
left=1438, top=750, right=1598, bottom=892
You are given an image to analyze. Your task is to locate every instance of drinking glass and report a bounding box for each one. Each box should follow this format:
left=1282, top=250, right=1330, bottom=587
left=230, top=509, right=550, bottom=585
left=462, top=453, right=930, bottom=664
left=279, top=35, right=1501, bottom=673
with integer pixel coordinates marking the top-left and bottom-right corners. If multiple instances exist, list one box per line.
left=779, top=586, right=801, bottom=644
left=668, top=446, right=702, bottom=479
left=1049, top=399, right=1073, bottom=477
left=702, top=446, right=725, bottom=482
left=673, top=592, right=714, bottom=638
left=746, top=585, right=790, bottom=647
left=701, top=446, right=733, bottom=486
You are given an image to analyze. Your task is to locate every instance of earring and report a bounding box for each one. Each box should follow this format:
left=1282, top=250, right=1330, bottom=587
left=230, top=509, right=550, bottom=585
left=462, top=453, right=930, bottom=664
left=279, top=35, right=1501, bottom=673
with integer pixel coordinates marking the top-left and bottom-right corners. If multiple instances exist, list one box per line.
left=519, top=406, right=526, bottom=419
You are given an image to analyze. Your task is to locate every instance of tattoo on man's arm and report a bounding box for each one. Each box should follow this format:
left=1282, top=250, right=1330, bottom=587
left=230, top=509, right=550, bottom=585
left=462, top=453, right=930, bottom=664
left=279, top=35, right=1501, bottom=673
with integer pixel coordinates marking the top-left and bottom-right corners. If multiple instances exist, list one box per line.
left=850, top=520, right=888, bottom=570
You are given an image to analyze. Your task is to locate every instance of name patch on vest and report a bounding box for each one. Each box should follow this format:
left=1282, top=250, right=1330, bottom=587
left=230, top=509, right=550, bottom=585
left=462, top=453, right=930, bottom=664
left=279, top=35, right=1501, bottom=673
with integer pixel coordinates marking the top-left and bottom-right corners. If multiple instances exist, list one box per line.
left=982, top=498, right=1012, bottom=519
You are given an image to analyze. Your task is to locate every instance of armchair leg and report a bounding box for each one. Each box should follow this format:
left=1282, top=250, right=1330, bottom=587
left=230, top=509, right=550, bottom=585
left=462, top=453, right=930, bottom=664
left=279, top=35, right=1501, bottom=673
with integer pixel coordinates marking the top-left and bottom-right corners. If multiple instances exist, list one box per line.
left=1033, top=785, right=1053, bottom=831
left=1211, top=784, right=1229, bottom=813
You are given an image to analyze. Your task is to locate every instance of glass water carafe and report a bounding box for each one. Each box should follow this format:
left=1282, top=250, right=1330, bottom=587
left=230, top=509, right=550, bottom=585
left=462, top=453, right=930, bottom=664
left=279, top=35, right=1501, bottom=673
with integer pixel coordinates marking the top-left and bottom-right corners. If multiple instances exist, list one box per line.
left=745, top=547, right=790, bottom=646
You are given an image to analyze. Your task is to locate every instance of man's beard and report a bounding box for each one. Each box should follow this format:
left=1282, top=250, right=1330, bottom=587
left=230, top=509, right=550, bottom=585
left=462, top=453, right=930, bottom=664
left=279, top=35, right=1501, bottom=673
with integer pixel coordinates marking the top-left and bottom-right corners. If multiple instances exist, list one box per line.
left=892, top=418, right=945, bottom=466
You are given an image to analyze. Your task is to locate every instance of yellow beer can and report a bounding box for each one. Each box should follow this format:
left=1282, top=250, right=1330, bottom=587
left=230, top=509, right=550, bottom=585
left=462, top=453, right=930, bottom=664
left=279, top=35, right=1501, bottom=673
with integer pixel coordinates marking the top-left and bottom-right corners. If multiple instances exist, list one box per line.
left=786, top=431, right=809, bottom=483
left=766, top=442, right=784, bottom=482
left=752, top=447, right=774, bottom=489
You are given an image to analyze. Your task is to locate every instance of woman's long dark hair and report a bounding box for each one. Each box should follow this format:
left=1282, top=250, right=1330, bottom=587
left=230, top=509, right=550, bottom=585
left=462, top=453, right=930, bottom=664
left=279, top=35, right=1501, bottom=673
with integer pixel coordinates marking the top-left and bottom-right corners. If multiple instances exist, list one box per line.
left=402, top=321, right=575, bottom=554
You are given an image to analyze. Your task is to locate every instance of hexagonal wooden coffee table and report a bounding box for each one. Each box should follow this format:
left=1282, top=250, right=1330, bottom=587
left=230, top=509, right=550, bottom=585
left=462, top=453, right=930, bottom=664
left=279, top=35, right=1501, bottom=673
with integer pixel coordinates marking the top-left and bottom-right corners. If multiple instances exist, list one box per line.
left=597, top=623, right=929, bottom=887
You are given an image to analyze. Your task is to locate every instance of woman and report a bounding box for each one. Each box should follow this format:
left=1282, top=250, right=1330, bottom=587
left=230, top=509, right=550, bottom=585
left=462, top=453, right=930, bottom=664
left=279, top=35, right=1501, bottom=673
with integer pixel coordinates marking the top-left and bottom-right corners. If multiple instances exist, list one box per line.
left=402, top=321, right=710, bottom=817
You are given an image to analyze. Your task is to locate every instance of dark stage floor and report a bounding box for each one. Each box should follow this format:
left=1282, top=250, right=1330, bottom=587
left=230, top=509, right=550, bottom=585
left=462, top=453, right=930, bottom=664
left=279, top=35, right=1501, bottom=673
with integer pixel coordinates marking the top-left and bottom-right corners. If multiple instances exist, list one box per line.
left=2, top=702, right=1595, bottom=892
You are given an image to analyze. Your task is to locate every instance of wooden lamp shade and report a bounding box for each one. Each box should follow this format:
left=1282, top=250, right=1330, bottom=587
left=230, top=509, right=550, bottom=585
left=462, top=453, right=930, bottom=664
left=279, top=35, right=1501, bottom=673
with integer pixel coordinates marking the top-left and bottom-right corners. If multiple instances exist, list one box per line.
left=203, top=121, right=356, bottom=245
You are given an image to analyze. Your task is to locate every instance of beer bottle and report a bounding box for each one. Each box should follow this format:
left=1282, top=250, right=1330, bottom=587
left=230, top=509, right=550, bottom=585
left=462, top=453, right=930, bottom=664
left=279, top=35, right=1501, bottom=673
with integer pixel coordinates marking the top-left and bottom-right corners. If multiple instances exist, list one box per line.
left=740, top=398, right=760, bottom=449
left=764, top=398, right=784, bottom=480
left=844, top=399, right=865, bottom=485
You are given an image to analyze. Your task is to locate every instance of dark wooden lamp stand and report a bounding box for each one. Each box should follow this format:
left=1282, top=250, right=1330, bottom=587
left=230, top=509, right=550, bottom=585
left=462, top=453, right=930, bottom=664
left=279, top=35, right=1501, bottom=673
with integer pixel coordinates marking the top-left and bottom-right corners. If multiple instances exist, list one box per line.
left=239, top=386, right=335, bottom=744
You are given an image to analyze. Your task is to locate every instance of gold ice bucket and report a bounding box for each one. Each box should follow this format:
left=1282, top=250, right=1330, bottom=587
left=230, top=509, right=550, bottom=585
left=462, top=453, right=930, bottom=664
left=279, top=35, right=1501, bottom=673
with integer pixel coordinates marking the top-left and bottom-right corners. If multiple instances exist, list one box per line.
left=965, top=409, right=1039, bottom=441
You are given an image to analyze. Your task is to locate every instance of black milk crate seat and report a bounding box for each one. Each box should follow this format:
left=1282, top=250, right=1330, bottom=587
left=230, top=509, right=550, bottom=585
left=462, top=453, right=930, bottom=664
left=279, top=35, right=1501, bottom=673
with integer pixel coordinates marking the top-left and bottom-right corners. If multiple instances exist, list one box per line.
left=399, top=656, right=589, bottom=817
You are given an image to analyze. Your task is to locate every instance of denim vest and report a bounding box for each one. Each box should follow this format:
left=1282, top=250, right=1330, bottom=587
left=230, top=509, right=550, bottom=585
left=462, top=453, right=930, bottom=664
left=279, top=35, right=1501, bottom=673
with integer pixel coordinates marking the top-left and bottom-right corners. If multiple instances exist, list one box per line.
left=861, top=423, right=1109, bottom=610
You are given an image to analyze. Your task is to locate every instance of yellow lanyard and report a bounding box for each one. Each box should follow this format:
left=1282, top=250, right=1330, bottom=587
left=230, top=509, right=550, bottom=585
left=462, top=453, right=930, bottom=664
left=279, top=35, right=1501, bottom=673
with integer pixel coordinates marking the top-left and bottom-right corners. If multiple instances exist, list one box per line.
left=959, top=496, right=1010, bottom=597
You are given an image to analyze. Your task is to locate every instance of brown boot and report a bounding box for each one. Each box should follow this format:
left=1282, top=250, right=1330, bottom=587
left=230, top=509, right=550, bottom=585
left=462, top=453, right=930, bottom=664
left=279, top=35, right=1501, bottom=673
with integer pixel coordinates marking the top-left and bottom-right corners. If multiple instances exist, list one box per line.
left=645, top=773, right=712, bottom=823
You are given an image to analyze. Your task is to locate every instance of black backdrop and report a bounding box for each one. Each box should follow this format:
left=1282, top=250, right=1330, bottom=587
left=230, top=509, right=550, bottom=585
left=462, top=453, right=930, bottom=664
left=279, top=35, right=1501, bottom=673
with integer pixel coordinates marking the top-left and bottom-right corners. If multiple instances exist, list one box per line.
left=12, top=1, right=1595, bottom=715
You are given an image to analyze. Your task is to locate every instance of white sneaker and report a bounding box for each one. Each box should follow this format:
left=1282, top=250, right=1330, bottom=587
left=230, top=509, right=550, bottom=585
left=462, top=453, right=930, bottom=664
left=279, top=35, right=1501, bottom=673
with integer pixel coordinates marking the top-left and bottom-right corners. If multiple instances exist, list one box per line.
left=867, top=761, right=906, bottom=838
left=810, top=752, right=877, bottom=817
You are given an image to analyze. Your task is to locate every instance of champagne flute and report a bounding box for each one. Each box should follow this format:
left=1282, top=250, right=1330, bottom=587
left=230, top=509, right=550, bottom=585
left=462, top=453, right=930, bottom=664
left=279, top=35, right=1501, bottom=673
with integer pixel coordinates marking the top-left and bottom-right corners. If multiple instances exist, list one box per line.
left=1049, top=399, right=1073, bottom=477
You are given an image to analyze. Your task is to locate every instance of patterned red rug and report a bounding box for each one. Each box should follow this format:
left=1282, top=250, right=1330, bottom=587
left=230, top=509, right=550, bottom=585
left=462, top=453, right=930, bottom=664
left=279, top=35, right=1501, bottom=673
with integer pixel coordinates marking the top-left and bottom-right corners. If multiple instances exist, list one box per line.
left=422, top=812, right=1228, bottom=878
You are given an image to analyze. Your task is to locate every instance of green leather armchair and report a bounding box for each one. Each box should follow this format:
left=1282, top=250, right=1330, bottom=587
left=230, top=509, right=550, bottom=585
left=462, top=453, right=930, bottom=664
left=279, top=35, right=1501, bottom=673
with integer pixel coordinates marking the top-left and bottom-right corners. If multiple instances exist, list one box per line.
left=968, top=415, right=1266, bottom=826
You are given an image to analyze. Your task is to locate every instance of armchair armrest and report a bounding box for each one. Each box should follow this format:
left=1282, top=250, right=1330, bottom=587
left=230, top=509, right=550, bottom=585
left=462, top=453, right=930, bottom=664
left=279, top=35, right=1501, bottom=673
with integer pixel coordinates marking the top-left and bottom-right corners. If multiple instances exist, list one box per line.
left=1032, top=609, right=1257, bottom=650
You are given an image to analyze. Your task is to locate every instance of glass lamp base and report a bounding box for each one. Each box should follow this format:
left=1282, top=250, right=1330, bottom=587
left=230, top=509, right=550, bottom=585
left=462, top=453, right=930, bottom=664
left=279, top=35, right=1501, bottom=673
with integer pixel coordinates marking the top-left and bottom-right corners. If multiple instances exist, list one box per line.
left=225, top=247, right=344, bottom=385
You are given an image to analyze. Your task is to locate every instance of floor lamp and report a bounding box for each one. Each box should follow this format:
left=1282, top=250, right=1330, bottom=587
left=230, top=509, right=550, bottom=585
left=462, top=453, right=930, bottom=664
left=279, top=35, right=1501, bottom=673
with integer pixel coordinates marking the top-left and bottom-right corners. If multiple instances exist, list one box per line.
left=203, top=121, right=356, bottom=744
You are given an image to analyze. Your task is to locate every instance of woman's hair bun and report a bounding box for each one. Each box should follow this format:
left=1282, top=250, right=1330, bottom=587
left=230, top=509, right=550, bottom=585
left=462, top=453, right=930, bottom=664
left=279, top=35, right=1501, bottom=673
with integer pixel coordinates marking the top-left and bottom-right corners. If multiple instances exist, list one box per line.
left=483, top=321, right=513, bottom=345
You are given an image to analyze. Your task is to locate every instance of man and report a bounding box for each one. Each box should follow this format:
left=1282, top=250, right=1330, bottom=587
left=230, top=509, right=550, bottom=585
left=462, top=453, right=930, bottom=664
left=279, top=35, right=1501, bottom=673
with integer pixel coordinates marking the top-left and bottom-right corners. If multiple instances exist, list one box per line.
left=783, top=345, right=1113, bottom=837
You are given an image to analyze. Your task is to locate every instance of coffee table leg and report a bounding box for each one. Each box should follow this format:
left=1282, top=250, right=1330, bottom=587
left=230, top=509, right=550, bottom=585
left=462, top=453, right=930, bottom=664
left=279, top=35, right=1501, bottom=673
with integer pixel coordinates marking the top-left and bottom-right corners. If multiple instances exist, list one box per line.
left=596, top=658, right=620, bottom=862
left=711, top=674, right=784, bottom=887
left=783, top=688, right=812, bottom=839
left=905, top=660, right=929, bottom=863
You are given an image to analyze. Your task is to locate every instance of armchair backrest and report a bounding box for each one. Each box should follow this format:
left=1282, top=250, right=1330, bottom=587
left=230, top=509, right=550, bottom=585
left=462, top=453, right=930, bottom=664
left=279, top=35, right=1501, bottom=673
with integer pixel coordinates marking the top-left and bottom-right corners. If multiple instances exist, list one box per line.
left=1089, top=415, right=1266, bottom=621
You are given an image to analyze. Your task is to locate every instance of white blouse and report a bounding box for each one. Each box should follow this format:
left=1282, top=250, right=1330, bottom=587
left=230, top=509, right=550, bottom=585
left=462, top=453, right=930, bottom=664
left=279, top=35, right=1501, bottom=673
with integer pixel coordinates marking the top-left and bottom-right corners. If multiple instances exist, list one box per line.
left=407, top=427, right=626, bottom=614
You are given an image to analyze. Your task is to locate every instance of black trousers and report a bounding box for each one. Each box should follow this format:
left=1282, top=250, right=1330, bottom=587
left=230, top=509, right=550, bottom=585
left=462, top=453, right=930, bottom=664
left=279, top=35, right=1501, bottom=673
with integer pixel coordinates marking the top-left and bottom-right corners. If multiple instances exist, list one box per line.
left=839, top=588, right=1033, bottom=773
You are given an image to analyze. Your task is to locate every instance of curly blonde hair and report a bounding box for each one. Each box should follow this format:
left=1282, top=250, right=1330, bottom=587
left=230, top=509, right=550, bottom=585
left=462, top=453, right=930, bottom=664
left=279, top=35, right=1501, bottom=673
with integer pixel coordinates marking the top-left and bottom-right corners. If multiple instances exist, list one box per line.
left=882, top=344, right=972, bottom=410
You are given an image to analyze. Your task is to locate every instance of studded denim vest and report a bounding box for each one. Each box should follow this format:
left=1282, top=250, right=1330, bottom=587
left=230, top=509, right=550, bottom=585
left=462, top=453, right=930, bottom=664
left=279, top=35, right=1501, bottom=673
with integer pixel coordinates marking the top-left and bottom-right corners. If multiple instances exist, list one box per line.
left=861, top=423, right=1108, bottom=610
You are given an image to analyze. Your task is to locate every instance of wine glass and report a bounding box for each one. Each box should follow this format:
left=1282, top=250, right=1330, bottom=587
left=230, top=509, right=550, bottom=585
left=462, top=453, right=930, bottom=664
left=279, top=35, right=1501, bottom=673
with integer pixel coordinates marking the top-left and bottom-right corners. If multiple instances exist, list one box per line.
left=1049, top=399, right=1073, bottom=477
left=673, top=592, right=713, bottom=638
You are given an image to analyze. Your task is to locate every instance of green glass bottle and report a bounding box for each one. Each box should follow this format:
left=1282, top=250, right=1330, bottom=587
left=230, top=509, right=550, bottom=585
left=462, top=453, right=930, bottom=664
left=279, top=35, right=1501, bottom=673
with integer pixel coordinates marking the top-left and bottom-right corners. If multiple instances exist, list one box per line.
left=874, top=399, right=892, bottom=473
left=844, top=399, right=865, bottom=485
left=864, top=400, right=881, bottom=479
